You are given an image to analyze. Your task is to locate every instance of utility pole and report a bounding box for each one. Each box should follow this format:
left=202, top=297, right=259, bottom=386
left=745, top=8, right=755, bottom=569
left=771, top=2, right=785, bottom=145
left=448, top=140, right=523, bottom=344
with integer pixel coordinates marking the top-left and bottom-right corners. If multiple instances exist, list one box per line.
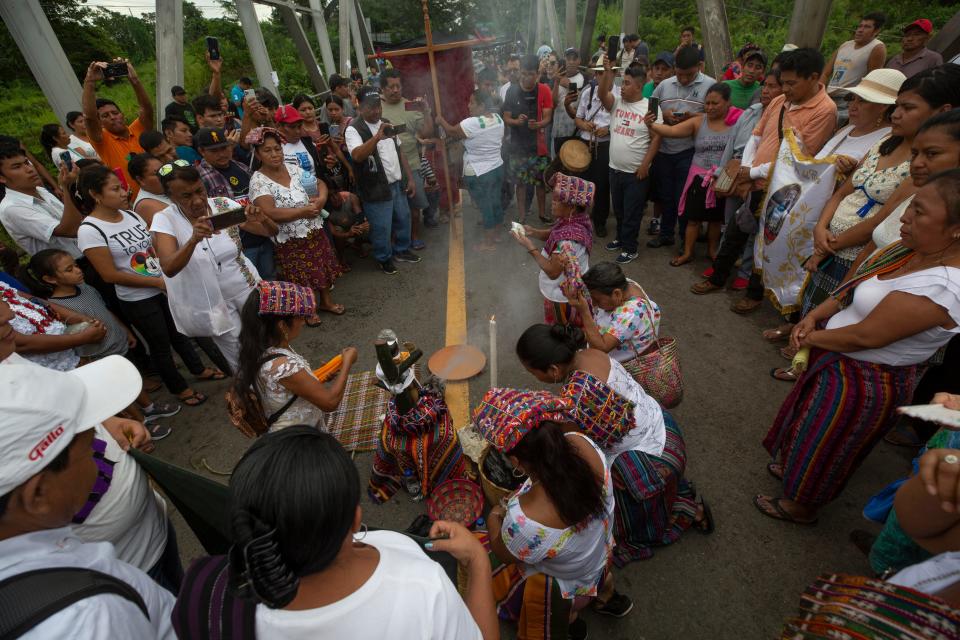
left=565, top=0, right=576, bottom=47
left=154, top=0, right=184, bottom=129
left=235, top=0, right=279, bottom=97
left=339, top=0, right=352, bottom=76
left=621, top=0, right=639, bottom=36
left=578, top=0, right=600, bottom=62
left=535, top=0, right=544, bottom=49
left=787, top=0, right=834, bottom=50
left=695, top=0, right=733, bottom=78
left=544, top=0, right=562, bottom=52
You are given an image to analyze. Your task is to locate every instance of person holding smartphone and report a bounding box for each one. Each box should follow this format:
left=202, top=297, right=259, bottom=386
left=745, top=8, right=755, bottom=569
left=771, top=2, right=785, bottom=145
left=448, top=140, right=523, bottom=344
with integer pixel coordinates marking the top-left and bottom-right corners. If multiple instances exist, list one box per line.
left=551, top=48, right=585, bottom=157
left=572, top=64, right=613, bottom=236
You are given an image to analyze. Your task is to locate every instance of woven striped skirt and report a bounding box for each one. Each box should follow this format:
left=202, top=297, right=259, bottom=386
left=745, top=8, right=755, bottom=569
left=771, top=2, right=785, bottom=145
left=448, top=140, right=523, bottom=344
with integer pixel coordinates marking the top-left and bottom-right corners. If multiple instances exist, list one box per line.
left=610, top=410, right=698, bottom=566
left=762, top=348, right=921, bottom=507
left=543, top=299, right=585, bottom=328
left=275, top=228, right=343, bottom=291
left=798, top=254, right=853, bottom=317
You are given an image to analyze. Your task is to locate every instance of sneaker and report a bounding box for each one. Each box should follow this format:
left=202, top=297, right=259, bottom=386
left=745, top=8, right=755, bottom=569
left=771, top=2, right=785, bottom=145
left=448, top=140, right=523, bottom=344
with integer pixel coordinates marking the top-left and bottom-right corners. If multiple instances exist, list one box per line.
left=604, top=240, right=622, bottom=252
left=593, top=591, right=634, bottom=618
left=147, top=422, right=173, bottom=441
left=702, top=267, right=715, bottom=278
left=615, top=251, right=638, bottom=264
left=567, top=616, right=588, bottom=640
left=394, top=251, right=422, bottom=263
left=646, top=236, right=674, bottom=248
left=379, top=260, right=398, bottom=275
left=730, top=277, right=749, bottom=291
left=646, top=218, right=660, bottom=236
left=142, top=400, right=181, bottom=423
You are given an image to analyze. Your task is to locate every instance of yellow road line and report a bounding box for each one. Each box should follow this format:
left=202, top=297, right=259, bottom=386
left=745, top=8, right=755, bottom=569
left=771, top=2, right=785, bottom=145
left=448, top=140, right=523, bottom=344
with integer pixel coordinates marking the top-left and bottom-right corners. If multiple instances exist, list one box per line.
left=444, top=210, right=470, bottom=428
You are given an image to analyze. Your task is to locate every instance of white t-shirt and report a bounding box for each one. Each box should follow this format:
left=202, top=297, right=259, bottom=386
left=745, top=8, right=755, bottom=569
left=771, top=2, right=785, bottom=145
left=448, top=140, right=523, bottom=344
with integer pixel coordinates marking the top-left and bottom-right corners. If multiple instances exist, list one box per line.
left=460, top=114, right=504, bottom=177
left=553, top=72, right=585, bottom=139
left=283, top=138, right=315, bottom=176
left=0, top=186, right=83, bottom=258
left=254, top=531, right=482, bottom=640
left=69, top=134, right=100, bottom=160
left=133, top=189, right=174, bottom=211
left=538, top=239, right=589, bottom=303
left=872, top=196, right=913, bottom=250
left=345, top=120, right=403, bottom=184
left=826, top=266, right=960, bottom=366
left=72, top=424, right=168, bottom=572
left=816, top=124, right=891, bottom=161
left=51, top=146, right=84, bottom=170
left=77, top=211, right=163, bottom=302
left=608, top=96, right=657, bottom=173
left=0, top=527, right=175, bottom=639
left=603, top=358, right=666, bottom=458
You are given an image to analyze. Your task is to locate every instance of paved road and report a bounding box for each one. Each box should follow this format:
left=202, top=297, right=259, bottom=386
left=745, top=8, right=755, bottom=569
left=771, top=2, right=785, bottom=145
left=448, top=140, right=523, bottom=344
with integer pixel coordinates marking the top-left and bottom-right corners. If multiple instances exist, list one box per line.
left=155, top=196, right=913, bottom=639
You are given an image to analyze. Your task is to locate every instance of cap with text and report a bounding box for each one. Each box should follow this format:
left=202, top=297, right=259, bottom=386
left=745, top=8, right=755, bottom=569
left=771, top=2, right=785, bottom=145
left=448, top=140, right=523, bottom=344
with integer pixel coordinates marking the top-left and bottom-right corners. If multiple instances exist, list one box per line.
left=0, top=355, right=142, bottom=496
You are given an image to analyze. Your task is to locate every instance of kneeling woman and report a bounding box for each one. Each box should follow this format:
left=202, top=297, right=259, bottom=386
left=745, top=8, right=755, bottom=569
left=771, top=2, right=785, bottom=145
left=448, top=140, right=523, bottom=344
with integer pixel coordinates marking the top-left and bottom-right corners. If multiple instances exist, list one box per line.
left=474, top=389, right=630, bottom=639
left=232, top=281, right=357, bottom=431
left=173, top=427, right=498, bottom=639
left=513, top=173, right=594, bottom=327
left=516, top=324, right=712, bottom=565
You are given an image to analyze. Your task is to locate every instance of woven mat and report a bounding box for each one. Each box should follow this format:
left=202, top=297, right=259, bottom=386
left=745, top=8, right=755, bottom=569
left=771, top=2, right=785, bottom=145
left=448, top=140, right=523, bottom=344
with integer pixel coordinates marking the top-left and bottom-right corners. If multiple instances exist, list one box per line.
left=324, top=370, right=389, bottom=452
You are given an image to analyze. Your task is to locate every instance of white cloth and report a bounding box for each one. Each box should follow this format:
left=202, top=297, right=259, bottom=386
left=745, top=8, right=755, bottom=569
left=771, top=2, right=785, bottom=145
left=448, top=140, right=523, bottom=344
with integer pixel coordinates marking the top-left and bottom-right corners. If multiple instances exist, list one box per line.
left=345, top=119, right=403, bottom=184
left=70, top=424, right=168, bottom=572
left=603, top=357, right=666, bottom=458
left=0, top=527, right=175, bottom=639
left=608, top=96, right=657, bottom=172
left=501, top=432, right=614, bottom=599
left=1, top=282, right=79, bottom=371
left=248, top=165, right=325, bottom=244
left=258, top=346, right=326, bottom=431
left=77, top=211, right=163, bottom=302
left=576, top=84, right=612, bottom=142
left=826, top=266, right=960, bottom=366
left=889, top=551, right=960, bottom=595
left=282, top=139, right=315, bottom=175
left=552, top=73, right=584, bottom=139
left=460, top=114, right=504, bottom=177
left=0, top=186, right=82, bottom=258
left=133, top=189, right=174, bottom=211
left=51, top=146, right=84, bottom=170
left=538, top=240, right=589, bottom=303
left=255, top=530, right=482, bottom=640
left=150, top=198, right=259, bottom=341
left=872, top=196, right=913, bottom=250
left=815, top=124, right=890, bottom=161
left=68, top=134, right=99, bottom=160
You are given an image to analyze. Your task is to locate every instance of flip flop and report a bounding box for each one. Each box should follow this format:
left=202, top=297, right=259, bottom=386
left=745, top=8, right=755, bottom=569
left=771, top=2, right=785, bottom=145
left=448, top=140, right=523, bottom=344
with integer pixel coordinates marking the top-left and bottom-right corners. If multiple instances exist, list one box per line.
left=318, top=305, right=345, bottom=316
left=693, top=497, right=715, bottom=534
left=762, top=324, right=793, bottom=343
left=178, top=390, right=208, bottom=407
left=766, top=462, right=784, bottom=480
left=196, top=368, right=227, bottom=381
left=770, top=367, right=799, bottom=382
left=306, top=317, right=323, bottom=328
left=670, top=256, right=693, bottom=267
left=752, top=495, right=818, bottom=525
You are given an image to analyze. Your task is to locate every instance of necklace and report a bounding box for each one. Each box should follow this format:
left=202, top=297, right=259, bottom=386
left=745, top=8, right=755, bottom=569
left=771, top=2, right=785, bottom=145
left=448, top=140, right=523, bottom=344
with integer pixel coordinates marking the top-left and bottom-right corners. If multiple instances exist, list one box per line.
left=896, top=242, right=960, bottom=275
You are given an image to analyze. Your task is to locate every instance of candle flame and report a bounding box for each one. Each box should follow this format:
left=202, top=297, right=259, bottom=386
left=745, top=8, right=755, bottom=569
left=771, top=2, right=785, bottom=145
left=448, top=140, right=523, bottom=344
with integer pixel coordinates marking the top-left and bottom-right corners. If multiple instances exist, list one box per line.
left=491, top=315, right=495, bottom=322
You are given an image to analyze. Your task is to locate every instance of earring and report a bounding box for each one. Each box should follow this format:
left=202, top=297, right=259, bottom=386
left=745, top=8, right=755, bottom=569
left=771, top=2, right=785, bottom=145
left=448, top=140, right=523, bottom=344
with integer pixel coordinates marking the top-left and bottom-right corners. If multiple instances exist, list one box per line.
left=512, top=466, right=526, bottom=479
left=353, top=523, right=368, bottom=541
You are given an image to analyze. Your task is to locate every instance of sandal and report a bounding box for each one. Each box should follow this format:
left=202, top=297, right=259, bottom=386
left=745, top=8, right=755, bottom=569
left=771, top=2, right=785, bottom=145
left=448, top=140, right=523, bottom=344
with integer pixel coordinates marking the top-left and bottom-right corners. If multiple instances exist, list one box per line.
left=762, top=324, right=794, bottom=343
left=752, top=495, right=818, bottom=525
left=770, top=367, right=799, bottom=382
left=670, top=255, right=693, bottom=267
left=318, top=304, right=346, bottom=316
left=178, top=390, right=208, bottom=407
left=306, top=315, right=323, bottom=327
left=693, top=498, right=715, bottom=534
left=766, top=462, right=784, bottom=480
left=731, top=298, right=762, bottom=314
left=779, top=345, right=798, bottom=361
left=196, top=368, right=227, bottom=381
left=690, top=280, right=722, bottom=295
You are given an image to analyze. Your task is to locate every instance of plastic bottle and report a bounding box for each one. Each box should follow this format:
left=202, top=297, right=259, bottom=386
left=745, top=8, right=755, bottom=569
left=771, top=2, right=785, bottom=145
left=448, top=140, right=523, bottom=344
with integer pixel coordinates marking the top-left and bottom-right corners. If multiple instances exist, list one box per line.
left=473, top=516, right=486, bottom=531
left=402, top=469, right=423, bottom=501
left=299, top=170, right=319, bottom=198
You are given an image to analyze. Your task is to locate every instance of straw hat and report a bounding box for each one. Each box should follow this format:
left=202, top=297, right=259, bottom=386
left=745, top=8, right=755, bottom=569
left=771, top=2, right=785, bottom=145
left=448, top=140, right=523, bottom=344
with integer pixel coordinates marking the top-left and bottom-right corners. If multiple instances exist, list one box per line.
left=558, top=139, right=591, bottom=173
left=845, top=69, right=907, bottom=105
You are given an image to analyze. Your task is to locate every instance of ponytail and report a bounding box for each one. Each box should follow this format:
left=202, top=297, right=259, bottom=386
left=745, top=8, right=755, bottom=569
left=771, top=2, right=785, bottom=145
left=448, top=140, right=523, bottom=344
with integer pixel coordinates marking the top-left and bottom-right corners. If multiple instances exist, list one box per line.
left=18, top=249, right=70, bottom=298
left=516, top=323, right=586, bottom=371
left=509, top=420, right=604, bottom=525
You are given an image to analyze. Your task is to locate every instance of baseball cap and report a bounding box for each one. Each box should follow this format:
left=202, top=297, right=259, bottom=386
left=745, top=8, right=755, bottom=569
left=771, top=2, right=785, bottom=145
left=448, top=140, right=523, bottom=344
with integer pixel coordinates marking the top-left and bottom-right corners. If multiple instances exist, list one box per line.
left=358, top=87, right=381, bottom=105
left=653, top=51, right=675, bottom=67
left=743, top=49, right=768, bottom=66
left=0, top=355, right=142, bottom=496
left=171, top=85, right=186, bottom=96
left=904, top=19, right=933, bottom=34
left=195, top=127, right=231, bottom=149
left=274, top=104, right=304, bottom=125
left=625, top=34, right=641, bottom=43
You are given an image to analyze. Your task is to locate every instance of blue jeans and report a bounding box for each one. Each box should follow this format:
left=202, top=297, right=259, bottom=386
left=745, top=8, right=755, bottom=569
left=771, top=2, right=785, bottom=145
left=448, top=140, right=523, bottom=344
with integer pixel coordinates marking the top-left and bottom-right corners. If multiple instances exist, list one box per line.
left=465, top=166, right=505, bottom=229
left=609, top=168, right=651, bottom=254
left=364, top=181, right=412, bottom=263
left=652, top=147, right=695, bottom=240
left=243, top=242, right=276, bottom=279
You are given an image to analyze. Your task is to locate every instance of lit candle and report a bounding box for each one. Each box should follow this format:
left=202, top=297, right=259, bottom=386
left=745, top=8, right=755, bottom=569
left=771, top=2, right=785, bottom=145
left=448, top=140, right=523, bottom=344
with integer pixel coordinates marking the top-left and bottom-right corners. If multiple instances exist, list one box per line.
left=489, top=315, right=498, bottom=389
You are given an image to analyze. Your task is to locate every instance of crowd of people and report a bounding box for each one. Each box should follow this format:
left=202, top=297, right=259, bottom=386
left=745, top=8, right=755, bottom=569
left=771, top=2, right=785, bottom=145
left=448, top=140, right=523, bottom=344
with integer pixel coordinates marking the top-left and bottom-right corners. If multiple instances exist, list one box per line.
left=2, top=9, right=960, bottom=640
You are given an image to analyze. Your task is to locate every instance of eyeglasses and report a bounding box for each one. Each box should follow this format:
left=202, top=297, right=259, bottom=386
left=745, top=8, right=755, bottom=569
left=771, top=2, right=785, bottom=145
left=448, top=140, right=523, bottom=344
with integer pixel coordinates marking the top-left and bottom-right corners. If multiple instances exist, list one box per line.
left=157, top=159, right=190, bottom=176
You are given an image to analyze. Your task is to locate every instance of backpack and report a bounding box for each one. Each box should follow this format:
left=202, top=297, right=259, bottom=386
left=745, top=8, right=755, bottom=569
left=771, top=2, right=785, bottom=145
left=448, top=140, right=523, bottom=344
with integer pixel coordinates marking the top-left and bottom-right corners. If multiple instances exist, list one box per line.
left=225, top=353, right=298, bottom=439
left=0, top=567, right=149, bottom=639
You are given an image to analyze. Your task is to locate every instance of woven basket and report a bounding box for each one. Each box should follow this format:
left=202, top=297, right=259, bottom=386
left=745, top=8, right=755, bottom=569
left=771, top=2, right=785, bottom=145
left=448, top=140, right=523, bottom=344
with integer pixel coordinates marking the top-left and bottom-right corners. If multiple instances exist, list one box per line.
left=478, top=447, right=515, bottom=508
left=622, top=335, right=684, bottom=408
left=426, top=479, right=483, bottom=527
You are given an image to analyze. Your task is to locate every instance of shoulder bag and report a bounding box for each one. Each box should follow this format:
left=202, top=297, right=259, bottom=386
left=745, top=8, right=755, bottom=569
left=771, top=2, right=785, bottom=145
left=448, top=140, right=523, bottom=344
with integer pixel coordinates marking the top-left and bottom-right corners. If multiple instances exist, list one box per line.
left=618, top=286, right=684, bottom=408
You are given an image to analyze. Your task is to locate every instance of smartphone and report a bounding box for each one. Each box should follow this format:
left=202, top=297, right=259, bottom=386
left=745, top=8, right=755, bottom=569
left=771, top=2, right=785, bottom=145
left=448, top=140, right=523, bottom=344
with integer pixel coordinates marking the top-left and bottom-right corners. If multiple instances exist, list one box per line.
left=329, top=124, right=341, bottom=139
left=606, top=36, right=619, bottom=64
left=647, top=96, right=659, bottom=117
left=568, top=81, right=579, bottom=93
left=244, top=88, right=256, bottom=101
left=404, top=101, right=425, bottom=111
left=386, top=123, right=408, bottom=136
left=103, top=62, right=128, bottom=80
left=111, top=167, right=129, bottom=192
left=206, top=36, right=220, bottom=61
left=319, top=122, right=330, bottom=136
left=59, top=151, right=73, bottom=172
left=208, top=207, right=247, bottom=231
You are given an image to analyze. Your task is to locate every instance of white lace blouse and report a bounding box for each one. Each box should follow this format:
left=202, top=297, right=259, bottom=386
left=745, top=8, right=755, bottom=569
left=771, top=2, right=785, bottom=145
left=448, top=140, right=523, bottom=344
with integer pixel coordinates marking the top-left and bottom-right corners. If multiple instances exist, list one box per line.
left=248, top=164, right=325, bottom=244
left=257, top=347, right=326, bottom=431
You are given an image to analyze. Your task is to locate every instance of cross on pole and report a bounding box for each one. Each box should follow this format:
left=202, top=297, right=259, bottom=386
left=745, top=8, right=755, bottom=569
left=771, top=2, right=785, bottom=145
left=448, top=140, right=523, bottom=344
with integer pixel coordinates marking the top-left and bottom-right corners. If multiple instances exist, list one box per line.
left=419, top=0, right=455, bottom=212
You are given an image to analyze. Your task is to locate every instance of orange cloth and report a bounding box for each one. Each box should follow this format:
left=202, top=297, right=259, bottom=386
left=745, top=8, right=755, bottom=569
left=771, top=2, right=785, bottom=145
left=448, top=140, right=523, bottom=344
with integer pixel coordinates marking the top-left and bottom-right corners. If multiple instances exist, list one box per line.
left=91, top=117, right=147, bottom=197
left=752, top=87, right=837, bottom=167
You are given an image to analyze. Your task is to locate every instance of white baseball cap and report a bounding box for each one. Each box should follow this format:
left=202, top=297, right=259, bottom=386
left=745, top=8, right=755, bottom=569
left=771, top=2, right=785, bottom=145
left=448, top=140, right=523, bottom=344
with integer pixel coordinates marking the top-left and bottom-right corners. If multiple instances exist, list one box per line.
left=0, top=355, right=142, bottom=496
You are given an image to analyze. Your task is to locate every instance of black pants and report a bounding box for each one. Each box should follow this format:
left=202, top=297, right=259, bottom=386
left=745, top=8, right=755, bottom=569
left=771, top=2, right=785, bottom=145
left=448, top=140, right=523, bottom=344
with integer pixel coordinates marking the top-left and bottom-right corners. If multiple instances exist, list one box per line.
left=118, top=293, right=206, bottom=395
left=708, top=194, right=764, bottom=301
left=586, top=140, right=611, bottom=231
left=913, top=336, right=960, bottom=441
